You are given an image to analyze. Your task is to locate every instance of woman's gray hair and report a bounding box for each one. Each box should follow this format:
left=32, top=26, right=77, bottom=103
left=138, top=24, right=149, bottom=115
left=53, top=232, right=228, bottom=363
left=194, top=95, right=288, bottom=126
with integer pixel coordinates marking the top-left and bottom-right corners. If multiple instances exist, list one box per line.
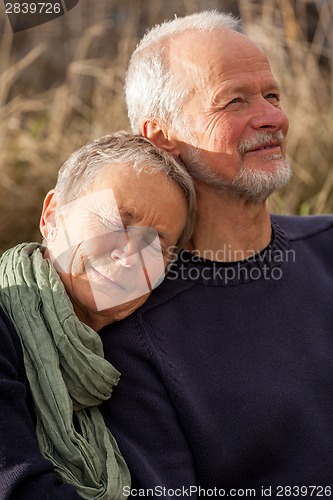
left=125, top=10, right=241, bottom=135
left=54, top=132, right=196, bottom=248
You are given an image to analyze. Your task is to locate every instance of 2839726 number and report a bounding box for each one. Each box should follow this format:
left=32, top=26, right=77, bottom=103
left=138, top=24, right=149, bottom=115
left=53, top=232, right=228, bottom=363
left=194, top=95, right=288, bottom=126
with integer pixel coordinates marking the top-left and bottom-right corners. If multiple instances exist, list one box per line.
left=276, top=485, right=331, bottom=496
left=5, top=3, right=61, bottom=14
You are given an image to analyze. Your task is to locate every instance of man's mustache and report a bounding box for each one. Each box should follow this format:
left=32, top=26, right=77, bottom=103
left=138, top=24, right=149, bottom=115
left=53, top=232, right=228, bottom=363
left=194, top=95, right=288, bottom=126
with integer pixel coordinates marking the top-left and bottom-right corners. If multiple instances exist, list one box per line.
left=238, top=130, right=285, bottom=158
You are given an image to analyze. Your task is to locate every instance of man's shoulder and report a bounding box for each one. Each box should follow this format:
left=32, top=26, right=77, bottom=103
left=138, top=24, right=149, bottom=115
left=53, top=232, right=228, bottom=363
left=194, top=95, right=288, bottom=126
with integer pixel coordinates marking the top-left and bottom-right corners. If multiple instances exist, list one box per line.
left=102, top=274, right=194, bottom=339
left=271, top=214, right=333, bottom=241
left=137, top=271, right=195, bottom=317
left=138, top=214, right=333, bottom=316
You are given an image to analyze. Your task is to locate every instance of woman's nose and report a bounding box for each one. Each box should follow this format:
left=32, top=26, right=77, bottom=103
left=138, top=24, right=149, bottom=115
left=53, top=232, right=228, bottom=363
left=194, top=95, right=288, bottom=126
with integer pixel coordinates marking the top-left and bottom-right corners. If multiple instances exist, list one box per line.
left=111, top=245, right=132, bottom=267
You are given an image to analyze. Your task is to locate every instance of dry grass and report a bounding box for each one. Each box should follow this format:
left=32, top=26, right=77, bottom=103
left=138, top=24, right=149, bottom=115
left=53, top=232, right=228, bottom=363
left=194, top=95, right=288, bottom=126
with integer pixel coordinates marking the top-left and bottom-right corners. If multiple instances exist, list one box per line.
left=0, top=0, right=332, bottom=252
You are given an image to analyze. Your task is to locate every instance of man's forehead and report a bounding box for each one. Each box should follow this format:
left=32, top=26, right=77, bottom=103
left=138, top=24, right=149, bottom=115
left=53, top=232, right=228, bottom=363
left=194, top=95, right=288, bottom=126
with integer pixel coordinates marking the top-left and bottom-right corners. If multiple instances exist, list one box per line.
left=169, top=28, right=267, bottom=74
left=169, top=28, right=272, bottom=97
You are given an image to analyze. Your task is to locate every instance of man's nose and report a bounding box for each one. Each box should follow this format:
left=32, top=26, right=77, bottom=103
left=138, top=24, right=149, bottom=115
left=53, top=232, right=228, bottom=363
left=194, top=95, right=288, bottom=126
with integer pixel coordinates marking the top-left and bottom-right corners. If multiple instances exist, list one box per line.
left=250, top=97, right=289, bottom=134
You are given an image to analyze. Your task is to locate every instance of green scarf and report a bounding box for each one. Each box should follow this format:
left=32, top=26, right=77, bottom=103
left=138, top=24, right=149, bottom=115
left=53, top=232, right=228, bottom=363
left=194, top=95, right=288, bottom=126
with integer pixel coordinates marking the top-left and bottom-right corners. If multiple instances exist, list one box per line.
left=0, top=243, right=130, bottom=499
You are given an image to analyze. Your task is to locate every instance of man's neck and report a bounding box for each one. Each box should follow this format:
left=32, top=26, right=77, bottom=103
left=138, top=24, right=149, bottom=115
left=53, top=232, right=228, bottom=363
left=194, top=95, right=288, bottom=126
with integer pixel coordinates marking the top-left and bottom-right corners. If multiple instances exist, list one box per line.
left=185, top=184, right=272, bottom=262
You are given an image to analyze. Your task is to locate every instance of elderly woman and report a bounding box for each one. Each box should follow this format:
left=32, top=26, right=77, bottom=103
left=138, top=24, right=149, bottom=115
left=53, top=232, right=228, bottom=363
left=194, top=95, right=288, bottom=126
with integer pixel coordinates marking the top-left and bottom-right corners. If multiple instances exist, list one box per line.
left=0, top=132, right=196, bottom=499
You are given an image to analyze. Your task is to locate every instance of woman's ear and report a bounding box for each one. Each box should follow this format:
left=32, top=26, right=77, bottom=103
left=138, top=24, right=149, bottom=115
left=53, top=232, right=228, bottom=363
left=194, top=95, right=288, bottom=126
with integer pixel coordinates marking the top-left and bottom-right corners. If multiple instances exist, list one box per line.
left=40, top=189, right=58, bottom=241
left=142, top=119, right=181, bottom=157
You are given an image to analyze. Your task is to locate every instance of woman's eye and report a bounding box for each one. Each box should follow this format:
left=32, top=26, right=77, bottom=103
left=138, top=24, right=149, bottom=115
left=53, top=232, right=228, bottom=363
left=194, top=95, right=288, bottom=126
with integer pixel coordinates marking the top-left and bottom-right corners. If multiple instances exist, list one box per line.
left=99, top=217, right=124, bottom=231
left=227, top=97, right=242, bottom=106
left=151, top=240, right=163, bottom=252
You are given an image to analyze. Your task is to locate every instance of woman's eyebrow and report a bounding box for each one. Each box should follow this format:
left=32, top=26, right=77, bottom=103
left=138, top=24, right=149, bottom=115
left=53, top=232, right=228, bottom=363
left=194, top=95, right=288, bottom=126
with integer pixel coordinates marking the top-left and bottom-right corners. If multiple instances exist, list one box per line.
left=118, top=206, right=137, bottom=225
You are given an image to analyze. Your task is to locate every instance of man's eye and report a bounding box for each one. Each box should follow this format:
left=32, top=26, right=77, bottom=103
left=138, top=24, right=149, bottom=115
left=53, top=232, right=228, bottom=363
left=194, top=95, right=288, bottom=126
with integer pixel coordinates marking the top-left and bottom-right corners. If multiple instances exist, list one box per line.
left=265, top=93, right=279, bottom=103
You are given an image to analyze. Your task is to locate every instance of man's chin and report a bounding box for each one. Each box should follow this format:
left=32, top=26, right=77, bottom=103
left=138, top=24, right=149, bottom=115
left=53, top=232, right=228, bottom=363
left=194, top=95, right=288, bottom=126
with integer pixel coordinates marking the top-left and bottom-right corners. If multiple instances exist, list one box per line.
left=243, top=153, right=288, bottom=170
left=229, top=160, right=293, bottom=204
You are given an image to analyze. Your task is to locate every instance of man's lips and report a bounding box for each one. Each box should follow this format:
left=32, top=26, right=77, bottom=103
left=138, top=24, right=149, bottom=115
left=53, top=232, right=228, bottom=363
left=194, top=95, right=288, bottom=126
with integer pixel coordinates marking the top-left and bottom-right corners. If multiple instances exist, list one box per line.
left=245, top=141, right=282, bottom=154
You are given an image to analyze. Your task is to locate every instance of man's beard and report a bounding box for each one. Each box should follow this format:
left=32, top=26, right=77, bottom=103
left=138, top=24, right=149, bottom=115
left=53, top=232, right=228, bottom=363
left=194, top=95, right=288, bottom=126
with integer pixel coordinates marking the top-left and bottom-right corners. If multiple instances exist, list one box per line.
left=182, top=131, right=292, bottom=204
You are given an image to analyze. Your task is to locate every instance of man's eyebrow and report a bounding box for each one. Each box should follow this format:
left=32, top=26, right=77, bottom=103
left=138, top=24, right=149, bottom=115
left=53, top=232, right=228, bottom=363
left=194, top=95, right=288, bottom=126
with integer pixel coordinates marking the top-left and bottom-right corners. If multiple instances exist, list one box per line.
left=212, top=81, right=281, bottom=103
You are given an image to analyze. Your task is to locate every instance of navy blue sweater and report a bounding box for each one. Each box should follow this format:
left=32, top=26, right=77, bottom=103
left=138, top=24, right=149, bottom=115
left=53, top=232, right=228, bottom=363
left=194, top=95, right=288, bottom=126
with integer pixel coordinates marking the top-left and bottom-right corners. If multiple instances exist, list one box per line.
left=2, top=215, right=333, bottom=499
left=100, top=215, right=333, bottom=499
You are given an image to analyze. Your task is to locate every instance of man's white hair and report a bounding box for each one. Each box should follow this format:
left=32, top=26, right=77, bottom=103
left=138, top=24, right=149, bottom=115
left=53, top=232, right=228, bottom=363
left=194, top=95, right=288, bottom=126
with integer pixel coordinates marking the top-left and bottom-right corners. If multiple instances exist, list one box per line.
left=125, top=11, right=241, bottom=135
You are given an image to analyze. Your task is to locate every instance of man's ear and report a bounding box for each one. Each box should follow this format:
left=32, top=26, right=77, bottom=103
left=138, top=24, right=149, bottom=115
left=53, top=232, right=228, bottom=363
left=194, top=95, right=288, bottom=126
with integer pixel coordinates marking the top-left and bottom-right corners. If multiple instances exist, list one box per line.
left=142, top=119, right=181, bottom=157
left=40, top=189, right=58, bottom=240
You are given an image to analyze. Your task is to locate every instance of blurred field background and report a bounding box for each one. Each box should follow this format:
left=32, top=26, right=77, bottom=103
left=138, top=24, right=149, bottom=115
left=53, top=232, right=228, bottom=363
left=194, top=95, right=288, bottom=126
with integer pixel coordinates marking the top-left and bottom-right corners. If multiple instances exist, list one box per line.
left=0, top=0, right=332, bottom=252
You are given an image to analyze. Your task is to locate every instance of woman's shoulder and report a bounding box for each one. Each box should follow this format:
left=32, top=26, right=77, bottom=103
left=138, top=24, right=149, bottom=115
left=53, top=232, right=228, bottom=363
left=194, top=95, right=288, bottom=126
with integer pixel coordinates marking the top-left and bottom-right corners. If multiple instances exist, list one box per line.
left=0, top=305, right=24, bottom=364
left=0, top=304, right=32, bottom=402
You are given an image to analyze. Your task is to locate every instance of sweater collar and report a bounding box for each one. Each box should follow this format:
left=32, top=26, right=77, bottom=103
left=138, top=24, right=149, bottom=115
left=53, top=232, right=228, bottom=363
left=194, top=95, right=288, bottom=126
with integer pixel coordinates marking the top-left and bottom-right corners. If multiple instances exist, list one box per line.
left=168, top=217, right=290, bottom=286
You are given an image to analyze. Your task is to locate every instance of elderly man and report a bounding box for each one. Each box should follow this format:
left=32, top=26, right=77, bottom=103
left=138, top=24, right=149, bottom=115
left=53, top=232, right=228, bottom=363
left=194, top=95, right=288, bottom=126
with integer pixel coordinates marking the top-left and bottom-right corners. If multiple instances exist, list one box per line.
left=101, top=11, right=333, bottom=498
